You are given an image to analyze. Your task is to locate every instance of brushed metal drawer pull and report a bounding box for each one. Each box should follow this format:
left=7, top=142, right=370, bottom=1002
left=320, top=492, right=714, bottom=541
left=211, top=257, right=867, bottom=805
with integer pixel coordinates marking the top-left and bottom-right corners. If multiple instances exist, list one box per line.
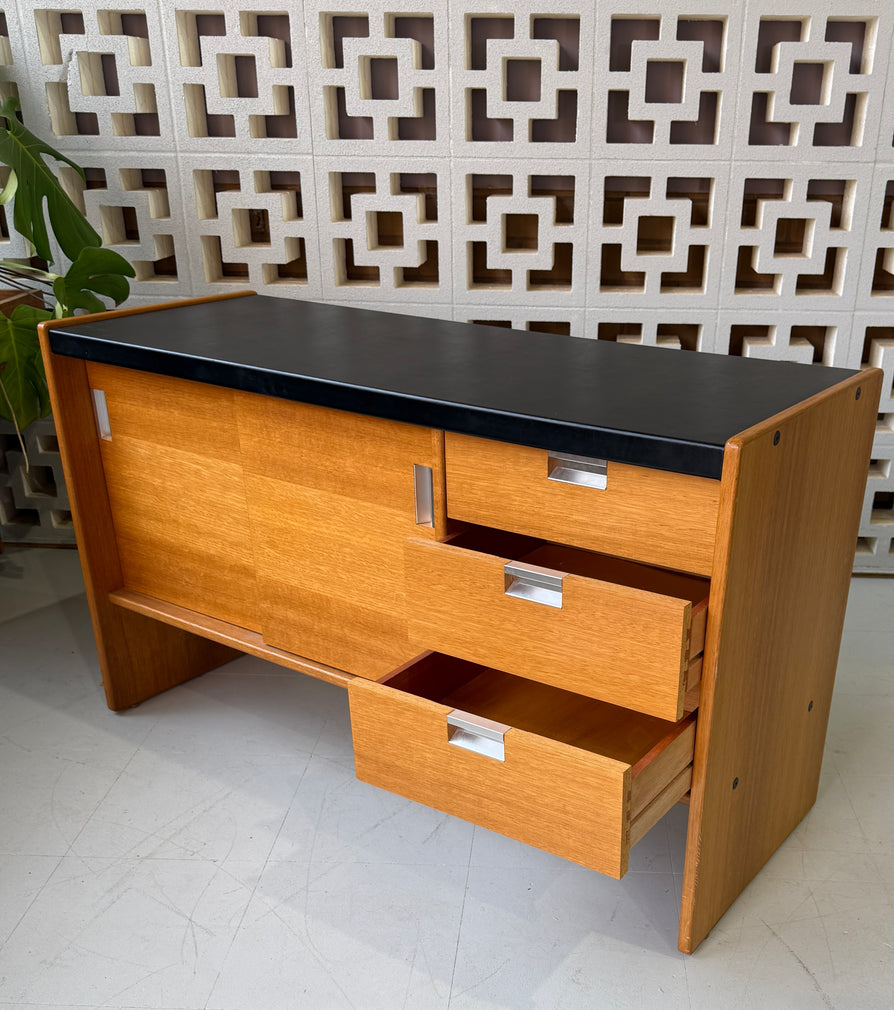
left=91, top=389, right=112, bottom=440
left=504, top=561, right=565, bottom=608
left=447, top=710, right=509, bottom=762
left=413, top=463, right=434, bottom=526
left=548, top=451, right=607, bottom=490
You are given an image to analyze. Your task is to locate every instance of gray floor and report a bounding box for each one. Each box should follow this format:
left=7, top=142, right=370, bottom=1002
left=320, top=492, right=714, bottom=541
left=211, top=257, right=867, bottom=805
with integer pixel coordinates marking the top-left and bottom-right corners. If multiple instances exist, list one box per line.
left=0, top=544, right=892, bottom=1010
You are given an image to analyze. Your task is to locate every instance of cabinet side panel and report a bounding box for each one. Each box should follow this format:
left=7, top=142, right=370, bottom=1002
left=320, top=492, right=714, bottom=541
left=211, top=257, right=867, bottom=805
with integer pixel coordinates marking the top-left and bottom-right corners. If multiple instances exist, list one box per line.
left=36, top=340, right=240, bottom=710
left=679, top=369, right=882, bottom=954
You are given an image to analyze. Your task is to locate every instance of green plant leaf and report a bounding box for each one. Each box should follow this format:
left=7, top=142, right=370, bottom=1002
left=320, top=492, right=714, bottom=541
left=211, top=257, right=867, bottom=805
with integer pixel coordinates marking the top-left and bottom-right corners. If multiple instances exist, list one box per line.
left=0, top=96, right=101, bottom=263
left=53, top=245, right=136, bottom=314
left=0, top=303, right=53, bottom=429
left=0, top=168, right=17, bottom=204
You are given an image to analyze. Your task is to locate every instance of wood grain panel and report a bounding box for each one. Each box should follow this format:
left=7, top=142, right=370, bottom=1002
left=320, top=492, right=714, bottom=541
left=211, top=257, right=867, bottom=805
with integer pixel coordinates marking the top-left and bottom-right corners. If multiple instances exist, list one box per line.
left=445, top=433, right=719, bottom=575
left=236, top=393, right=446, bottom=678
left=350, top=656, right=696, bottom=877
left=38, top=307, right=244, bottom=711
left=86, top=362, right=258, bottom=630
left=406, top=534, right=706, bottom=720
left=678, top=368, right=883, bottom=953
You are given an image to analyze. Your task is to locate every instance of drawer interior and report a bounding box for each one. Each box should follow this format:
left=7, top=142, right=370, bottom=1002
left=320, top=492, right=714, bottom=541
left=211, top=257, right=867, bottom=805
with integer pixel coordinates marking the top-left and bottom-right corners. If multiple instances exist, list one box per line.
left=439, top=525, right=710, bottom=652
left=383, top=652, right=693, bottom=769
left=446, top=525, right=708, bottom=598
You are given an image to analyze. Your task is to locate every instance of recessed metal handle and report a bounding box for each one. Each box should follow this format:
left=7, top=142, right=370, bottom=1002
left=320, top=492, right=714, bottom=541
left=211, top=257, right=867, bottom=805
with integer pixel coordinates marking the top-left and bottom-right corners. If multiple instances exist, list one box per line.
left=447, top=710, right=510, bottom=761
left=91, top=389, right=111, bottom=440
left=548, top=451, right=607, bottom=490
left=413, top=463, right=434, bottom=526
left=504, top=561, right=565, bottom=608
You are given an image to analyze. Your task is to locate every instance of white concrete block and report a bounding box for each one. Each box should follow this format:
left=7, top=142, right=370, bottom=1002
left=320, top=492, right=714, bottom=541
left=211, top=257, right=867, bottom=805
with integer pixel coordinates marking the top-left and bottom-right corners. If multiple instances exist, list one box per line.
left=452, top=158, right=589, bottom=305
left=733, top=2, right=893, bottom=163
left=314, top=155, right=452, bottom=302
left=18, top=1, right=176, bottom=152
left=588, top=161, right=730, bottom=309
left=305, top=0, right=450, bottom=157
left=178, top=153, right=323, bottom=300
left=591, top=0, right=745, bottom=161
left=448, top=0, right=595, bottom=159
left=159, top=0, right=312, bottom=153
left=721, top=160, right=874, bottom=310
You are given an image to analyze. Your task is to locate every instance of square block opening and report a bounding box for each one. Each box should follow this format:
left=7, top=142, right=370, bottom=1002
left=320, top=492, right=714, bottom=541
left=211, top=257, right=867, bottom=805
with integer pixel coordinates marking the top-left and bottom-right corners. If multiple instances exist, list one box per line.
left=504, top=213, right=538, bottom=251
left=637, top=216, right=674, bottom=254
left=505, top=59, right=541, bottom=102
left=774, top=218, right=810, bottom=256
left=645, top=61, right=684, bottom=104
left=790, top=62, right=826, bottom=105
left=372, top=210, right=404, bottom=248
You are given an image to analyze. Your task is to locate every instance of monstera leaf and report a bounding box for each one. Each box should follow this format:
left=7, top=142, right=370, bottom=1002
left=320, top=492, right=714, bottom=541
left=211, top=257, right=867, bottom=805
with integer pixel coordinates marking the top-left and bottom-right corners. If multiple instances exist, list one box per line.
left=0, top=96, right=101, bottom=263
left=0, top=303, right=53, bottom=430
left=53, top=246, right=136, bottom=315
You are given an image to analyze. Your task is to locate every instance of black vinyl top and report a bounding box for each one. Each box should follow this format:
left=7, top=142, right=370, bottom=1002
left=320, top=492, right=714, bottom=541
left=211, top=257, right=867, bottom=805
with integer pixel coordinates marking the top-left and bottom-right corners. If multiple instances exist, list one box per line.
left=47, top=294, right=858, bottom=480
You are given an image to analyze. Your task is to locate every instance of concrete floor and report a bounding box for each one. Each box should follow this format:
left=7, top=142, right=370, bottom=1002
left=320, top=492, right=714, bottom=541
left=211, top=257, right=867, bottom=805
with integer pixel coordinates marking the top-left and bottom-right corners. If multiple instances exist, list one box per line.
left=0, top=544, right=892, bottom=1009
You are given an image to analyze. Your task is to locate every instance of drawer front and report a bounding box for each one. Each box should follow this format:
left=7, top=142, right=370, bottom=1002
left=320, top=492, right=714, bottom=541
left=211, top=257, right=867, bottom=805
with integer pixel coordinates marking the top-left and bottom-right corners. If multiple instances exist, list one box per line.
left=406, top=536, right=706, bottom=721
left=445, top=433, right=719, bottom=576
left=86, top=362, right=259, bottom=631
left=349, top=661, right=696, bottom=878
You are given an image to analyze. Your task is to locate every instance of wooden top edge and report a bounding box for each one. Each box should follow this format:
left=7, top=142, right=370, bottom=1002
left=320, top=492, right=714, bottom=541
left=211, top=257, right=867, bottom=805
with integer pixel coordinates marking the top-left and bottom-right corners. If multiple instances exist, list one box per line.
left=724, top=368, right=884, bottom=450
left=38, top=290, right=256, bottom=337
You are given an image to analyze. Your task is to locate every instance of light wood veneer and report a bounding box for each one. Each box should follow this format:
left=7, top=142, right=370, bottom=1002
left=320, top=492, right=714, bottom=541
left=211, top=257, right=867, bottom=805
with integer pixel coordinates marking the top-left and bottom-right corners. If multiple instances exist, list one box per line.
left=87, top=362, right=259, bottom=631
left=405, top=529, right=707, bottom=721
left=444, top=432, right=720, bottom=576
left=350, top=654, right=696, bottom=877
left=234, top=392, right=447, bottom=679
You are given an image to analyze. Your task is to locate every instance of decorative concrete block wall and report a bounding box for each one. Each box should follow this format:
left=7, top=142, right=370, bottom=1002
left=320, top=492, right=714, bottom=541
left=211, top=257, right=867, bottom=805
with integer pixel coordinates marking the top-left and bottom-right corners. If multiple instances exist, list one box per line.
left=0, top=419, right=73, bottom=544
left=1, top=1, right=892, bottom=569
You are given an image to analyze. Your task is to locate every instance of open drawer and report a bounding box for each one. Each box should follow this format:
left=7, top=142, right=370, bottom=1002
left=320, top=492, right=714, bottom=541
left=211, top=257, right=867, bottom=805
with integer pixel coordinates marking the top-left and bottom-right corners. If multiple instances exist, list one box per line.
left=406, top=527, right=708, bottom=721
left=349, top=653, right=696, bottom=878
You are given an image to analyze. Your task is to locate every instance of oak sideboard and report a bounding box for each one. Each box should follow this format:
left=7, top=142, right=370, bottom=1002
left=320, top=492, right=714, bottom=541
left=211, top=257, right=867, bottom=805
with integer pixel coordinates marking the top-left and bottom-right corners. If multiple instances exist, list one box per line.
left=39, top=292, right=881, bottom=953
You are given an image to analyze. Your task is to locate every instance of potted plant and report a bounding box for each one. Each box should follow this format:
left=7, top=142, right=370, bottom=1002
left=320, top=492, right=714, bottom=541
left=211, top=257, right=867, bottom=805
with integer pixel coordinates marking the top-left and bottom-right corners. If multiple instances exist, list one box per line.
left=0, top=95, right=134, bottom=471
